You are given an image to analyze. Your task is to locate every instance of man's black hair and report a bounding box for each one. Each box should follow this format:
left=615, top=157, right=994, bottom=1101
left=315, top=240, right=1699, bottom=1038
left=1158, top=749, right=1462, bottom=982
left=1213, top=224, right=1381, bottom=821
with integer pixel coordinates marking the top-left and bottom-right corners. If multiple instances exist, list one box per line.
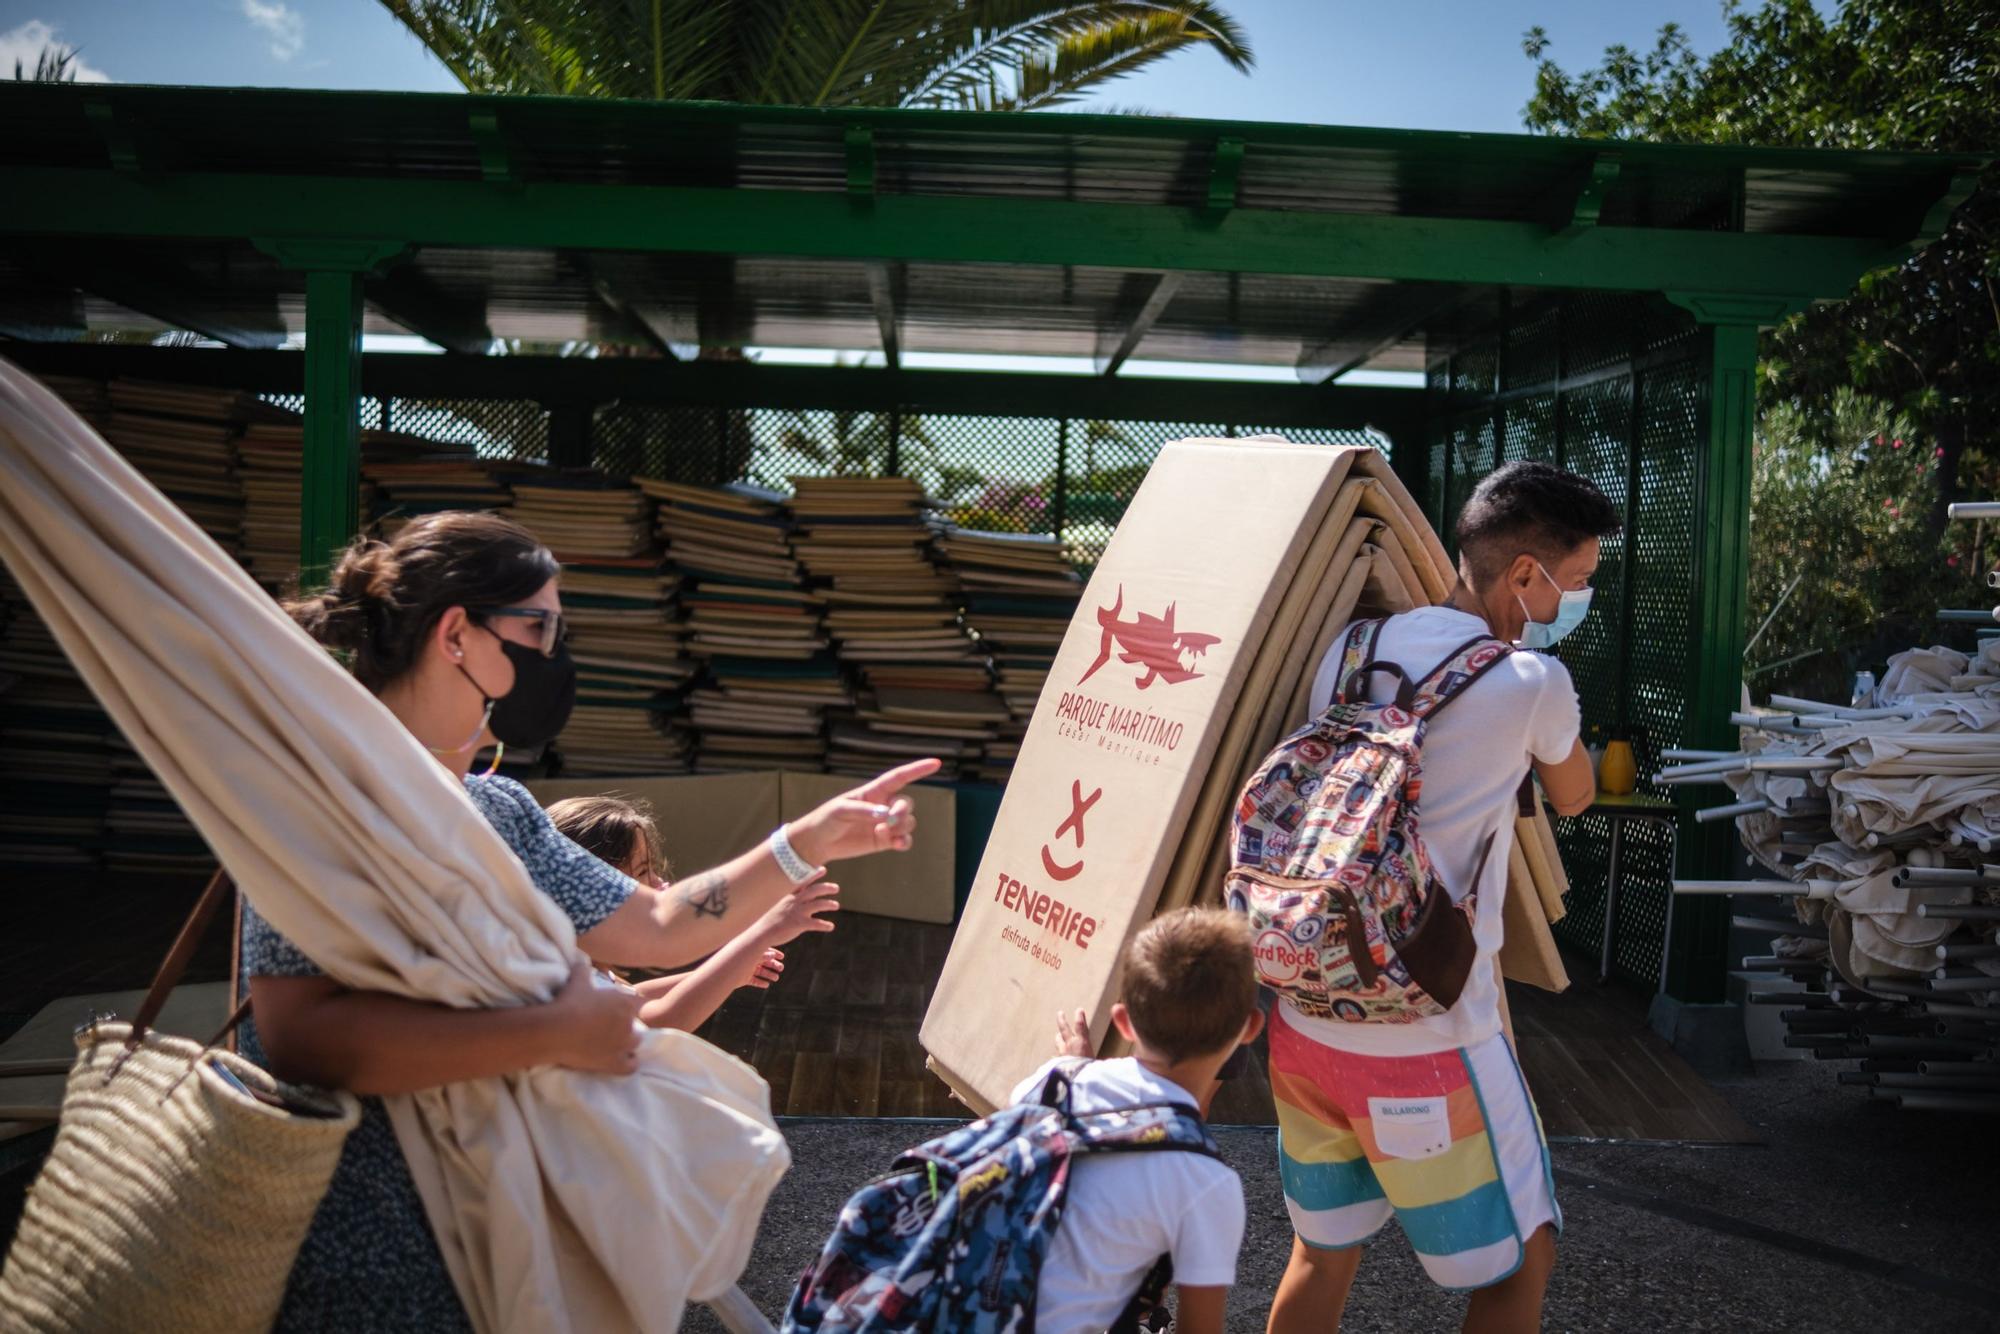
left=1455, top=461, right=1622, bottom=586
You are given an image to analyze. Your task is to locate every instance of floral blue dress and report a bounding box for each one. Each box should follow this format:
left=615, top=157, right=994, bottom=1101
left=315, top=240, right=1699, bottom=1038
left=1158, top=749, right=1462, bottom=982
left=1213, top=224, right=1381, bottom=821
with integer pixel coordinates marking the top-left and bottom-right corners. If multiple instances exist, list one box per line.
left=239, top=773, right=637, bottom=1333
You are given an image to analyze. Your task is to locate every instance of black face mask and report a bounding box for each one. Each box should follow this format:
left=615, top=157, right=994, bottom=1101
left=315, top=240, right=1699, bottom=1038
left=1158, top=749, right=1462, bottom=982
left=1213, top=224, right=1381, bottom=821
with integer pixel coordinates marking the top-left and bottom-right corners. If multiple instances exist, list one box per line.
left=460, top=627, right=576, bottom=750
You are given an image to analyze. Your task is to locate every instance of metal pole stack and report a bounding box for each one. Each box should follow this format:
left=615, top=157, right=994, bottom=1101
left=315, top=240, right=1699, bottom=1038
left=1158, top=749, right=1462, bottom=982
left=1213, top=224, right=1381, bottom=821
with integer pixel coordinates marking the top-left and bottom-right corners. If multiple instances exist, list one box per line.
left=1670, top=503, right=2000, bottom=1112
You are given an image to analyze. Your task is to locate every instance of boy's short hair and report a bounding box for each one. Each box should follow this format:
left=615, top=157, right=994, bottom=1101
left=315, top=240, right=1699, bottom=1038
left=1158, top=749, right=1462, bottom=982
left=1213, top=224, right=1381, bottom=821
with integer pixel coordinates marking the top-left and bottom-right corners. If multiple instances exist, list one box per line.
left=1455, top=460, right=1622, bottom=587
left=546, top=794, right=666, bottom=878
left=1121, top=908, right=1256, bottom=1062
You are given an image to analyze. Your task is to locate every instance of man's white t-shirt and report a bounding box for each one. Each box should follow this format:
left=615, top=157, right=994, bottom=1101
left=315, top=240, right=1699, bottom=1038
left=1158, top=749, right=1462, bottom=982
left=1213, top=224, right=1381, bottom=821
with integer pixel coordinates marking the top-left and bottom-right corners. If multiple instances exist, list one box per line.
left=1006, top=1057, right=1244, bottom=1334
left=1291, top=606, right=1581, bottom=1057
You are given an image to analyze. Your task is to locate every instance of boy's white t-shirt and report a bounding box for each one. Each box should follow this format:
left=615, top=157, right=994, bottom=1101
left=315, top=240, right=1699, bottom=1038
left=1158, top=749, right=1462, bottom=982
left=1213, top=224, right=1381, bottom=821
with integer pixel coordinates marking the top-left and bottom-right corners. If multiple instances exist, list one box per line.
left=1290, top=606, right=1581, bottom=1057
left=1006, top=1057, right=1244, bottom=1334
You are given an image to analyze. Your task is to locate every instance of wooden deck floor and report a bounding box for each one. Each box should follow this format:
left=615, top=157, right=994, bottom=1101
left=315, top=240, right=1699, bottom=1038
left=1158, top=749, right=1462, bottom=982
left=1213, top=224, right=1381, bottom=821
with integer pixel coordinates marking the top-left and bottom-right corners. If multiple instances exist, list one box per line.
left=1, top=875, right=1752, bottom=1143
left=693, top=915, right=1757, bottom=1143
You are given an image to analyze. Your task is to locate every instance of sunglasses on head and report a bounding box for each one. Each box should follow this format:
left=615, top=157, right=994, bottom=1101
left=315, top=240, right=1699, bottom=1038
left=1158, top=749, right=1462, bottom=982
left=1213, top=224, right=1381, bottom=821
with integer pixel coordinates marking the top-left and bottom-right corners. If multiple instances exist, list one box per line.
left=468, top=606, right=568, bottom=658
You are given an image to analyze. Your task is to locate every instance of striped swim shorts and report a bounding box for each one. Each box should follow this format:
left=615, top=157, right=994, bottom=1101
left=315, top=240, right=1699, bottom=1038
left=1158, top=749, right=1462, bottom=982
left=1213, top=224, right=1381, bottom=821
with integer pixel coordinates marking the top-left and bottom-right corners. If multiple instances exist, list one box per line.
left=1268, top=1005, right=1561, bottom=1290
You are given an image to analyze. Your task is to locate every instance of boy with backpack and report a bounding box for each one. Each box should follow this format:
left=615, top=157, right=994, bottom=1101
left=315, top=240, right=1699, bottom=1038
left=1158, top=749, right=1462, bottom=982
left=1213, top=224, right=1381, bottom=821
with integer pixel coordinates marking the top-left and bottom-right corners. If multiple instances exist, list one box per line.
left=1233, top=461, right=1616, bottom=1333
left=783, top=907, right=1263, bottom=1334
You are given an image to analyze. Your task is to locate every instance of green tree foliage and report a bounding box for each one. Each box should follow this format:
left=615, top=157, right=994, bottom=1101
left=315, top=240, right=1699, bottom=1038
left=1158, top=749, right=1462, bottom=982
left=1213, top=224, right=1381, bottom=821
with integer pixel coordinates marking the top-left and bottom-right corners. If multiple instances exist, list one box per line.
left=1748, top=392, right=1956, bottom=699
left=380, top=1, right=1251, bottom=110
left=1522, top=0, right=1999, bottom=693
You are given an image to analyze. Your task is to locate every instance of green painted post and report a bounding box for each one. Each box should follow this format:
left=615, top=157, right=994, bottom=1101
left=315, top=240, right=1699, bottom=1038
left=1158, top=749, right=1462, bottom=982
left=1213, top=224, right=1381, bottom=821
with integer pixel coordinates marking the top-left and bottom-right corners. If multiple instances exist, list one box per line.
left=301, top=269, right=364, bottom=587
left=1663, top=321, right=1759, bottom=1003
left=257, top=239, right=405, bottom=586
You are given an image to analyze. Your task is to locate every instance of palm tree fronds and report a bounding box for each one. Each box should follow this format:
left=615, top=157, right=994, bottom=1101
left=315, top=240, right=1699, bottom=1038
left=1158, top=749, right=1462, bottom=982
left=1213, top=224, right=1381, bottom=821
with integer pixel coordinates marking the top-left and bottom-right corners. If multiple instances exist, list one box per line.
left=382, top=0, right=1252, bottom=110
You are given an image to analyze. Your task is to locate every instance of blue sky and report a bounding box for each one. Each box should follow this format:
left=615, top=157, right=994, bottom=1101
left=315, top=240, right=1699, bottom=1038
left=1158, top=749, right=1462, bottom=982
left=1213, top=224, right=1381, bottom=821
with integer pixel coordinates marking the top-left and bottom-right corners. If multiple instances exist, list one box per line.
left=2, top=0, right=1750, bottom=133
left=1, top=1, right=1757, bottom=375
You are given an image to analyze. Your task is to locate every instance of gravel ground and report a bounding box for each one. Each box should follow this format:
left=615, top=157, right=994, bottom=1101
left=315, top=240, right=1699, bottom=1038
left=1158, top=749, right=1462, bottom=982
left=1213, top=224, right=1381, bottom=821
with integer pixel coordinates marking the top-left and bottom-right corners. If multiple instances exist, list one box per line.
left=687, top=1059, right=2000, bottom=1333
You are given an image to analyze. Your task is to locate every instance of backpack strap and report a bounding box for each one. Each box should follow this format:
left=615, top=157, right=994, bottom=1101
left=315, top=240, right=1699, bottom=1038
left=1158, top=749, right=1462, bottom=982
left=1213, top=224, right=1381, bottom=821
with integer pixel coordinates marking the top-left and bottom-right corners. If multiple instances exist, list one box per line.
left=1408, top=634, right=1515, bottom=721
left=1074, top=1102, right=1217, bottom=1334
left=1068, top=1100, right=1221, bottom=1159
left=1037, top=1056, right=1092, bottom=1112
left=1405, top=634, right=1541, bottom=815
left=1331, top=619, right=1382, bottom=707
left=1337, top=619, right=1421, bottom=712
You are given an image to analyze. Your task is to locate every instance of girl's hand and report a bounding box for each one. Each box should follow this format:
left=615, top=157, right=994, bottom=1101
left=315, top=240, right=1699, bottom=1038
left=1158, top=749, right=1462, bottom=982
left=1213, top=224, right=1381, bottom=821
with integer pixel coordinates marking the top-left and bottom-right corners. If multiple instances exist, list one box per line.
left=548, top=962, right=643, bottom=1075
left=786, top=759, right=940, bottom=864
left=1055, top=1008, right=1092, bottom=1059
left=754, top=880, right=841, bottom=948
left=739, top=948, right=785, bottom=991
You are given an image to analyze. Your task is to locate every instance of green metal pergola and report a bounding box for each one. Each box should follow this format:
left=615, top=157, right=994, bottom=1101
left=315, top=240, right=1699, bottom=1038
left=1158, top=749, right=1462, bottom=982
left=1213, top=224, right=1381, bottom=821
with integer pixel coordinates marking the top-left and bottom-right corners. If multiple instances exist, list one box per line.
left=1, top=81, right=1984, bottom=1008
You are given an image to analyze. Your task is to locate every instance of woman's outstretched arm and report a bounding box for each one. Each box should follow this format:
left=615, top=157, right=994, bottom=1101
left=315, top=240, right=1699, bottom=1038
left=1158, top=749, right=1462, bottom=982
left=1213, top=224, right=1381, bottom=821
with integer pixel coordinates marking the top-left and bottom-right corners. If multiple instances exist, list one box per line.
left=577, top=759, right=937, bottom=968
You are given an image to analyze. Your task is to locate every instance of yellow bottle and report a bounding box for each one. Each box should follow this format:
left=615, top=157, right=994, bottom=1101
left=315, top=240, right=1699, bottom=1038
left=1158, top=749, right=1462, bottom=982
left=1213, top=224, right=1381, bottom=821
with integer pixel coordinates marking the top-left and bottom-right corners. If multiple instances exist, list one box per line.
left=1599, top=735, right=1637, bottom=796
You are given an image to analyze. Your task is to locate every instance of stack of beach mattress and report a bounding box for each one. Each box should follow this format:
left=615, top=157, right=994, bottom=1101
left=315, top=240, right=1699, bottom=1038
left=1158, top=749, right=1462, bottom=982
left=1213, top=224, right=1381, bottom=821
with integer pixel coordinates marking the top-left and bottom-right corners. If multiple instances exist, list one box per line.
left=646, top=480, right=839, bottom=774
left=789, top=478, right=991, bottom=779
left=100, top=381, right=251, bottom=563
left=938, top=526, right=1086, bottom=782
left=921, top=439, right=1572, bottom=1112
left=509, top=475, right=694, bottom=776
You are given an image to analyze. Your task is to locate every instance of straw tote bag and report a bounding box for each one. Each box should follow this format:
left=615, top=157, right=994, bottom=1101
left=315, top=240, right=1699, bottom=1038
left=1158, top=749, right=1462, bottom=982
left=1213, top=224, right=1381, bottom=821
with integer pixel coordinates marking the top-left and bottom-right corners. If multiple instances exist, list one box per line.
left=0, top=870, right=360, bottom=1333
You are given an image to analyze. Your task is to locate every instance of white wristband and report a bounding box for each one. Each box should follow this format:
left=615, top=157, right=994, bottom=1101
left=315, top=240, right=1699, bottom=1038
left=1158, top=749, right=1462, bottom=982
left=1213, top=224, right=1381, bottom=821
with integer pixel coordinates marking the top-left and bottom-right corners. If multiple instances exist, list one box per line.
left=768, top=824, right=817, bottom=886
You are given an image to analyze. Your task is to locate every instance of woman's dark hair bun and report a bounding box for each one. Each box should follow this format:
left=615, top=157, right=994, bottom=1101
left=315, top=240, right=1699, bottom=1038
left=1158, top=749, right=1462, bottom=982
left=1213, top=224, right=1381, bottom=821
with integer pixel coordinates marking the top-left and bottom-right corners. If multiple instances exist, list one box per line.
left=283, top=513, right=557, bottom=694
left=286, top=539, right=400, bottom=656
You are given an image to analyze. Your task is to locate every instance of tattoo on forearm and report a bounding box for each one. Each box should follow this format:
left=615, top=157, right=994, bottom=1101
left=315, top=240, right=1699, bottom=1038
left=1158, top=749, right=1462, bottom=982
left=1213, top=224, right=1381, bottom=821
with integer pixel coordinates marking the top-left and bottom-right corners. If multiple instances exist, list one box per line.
left=676, top=871, right=730, bottom=919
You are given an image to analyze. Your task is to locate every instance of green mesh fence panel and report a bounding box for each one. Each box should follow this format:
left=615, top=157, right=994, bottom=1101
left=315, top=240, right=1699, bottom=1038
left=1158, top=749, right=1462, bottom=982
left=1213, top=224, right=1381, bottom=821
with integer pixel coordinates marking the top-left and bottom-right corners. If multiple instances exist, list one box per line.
left=258, top=392, right=384, bottom=430
left=1428, top=294, right=1706, bottom=987
left=575, top=407, right=1387, bottom=567
left=913, top=412, right=1064, bottom=538
left=1502, top=395, right=1556, bottom=467
left=1612, top=348, right=1703, bottom=982
left=387, top=398, right=549, bottom=462
left=592, top=402, right=743, bottom=485
left=260, top=394, right=551, bottom=462
left=1505, top=305, right=1561, bottom=391
left=1058, top=419, right=1230, bottom=563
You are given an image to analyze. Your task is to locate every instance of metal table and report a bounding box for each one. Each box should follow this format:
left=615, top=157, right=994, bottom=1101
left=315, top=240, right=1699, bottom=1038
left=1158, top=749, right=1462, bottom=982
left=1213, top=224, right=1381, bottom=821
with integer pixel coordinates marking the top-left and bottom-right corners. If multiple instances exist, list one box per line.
left=1585, top=792, right=1681, bottom=984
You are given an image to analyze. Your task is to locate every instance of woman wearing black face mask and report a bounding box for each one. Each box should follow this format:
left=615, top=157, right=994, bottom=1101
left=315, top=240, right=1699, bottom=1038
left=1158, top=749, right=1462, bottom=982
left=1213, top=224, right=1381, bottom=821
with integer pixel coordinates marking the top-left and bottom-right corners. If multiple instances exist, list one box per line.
left=244, top=511, right=936, bottom=1333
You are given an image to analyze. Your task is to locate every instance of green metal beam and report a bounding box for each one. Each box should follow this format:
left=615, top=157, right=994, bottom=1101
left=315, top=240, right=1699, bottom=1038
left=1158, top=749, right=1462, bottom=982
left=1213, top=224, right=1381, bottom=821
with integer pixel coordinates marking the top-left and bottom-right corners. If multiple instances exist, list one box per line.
left=0, top=286, right=87, bottom=341
left=1095, top=272, right=1182, bottom=376
left=1206, top=137, right=1244, bottom=215
left=47, top=250, right=288, bottom=349
left=0, top=166, right=1909, bottom=301
left=845, top=126, right=876, bottom=197
left=1913, top=170, right=1982, bottom=249
left=1298, top=286, right=1460, bottom=384
left=299, top=269, right=363, bottom=587
left=1559, top=154, right=1621, bottom=237
left=11, top=82, right=1987, bottom=178
left=1665, top=321, right=1759, bottom=1005
left=468, top=111, right=516, bottom=186
left=3, top=342, right=1427, bottom=448
left=866, top=261, right=900, bottom=369
left=259, top=240, right=403, bottom=586
left=366, top=263, right=494, bottom=355
left=83, top=100, right=144, bottom=173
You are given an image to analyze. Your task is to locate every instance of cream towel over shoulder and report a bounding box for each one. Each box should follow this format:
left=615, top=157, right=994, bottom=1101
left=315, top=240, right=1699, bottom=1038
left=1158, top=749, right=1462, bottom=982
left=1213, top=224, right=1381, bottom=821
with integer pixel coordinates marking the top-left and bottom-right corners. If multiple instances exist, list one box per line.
left=0, top=361, right=787, bottom=1334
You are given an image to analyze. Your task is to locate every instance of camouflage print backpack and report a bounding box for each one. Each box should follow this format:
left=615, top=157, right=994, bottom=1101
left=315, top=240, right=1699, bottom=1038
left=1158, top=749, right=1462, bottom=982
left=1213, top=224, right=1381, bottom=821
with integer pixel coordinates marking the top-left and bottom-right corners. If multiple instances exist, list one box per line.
left=780, top=1060, right=1219, bottom=1334
left=1225, top=618, right=1516, bottom=1024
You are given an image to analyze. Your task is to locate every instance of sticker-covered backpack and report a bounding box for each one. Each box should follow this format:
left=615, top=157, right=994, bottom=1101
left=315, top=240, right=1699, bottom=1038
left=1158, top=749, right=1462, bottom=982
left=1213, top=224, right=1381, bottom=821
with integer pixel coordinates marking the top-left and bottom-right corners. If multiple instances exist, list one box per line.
left=779, top=1060, right=1219, bottom=1334
left=1225, top=618, right=1514, bottom=1023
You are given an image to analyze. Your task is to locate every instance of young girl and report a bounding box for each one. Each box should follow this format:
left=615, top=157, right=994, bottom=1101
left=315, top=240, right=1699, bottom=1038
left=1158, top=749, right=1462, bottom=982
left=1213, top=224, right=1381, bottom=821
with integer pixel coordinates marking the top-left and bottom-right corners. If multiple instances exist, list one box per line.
left=547, top=794, right=836, bottom=1031
left=243, top=511, right=936, bottom=1332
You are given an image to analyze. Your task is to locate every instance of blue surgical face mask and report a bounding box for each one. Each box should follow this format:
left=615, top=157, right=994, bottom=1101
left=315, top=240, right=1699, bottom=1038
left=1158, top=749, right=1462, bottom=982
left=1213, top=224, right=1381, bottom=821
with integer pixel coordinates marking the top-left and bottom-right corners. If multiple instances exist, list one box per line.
left=1516, top=561, right=1592, bottom=650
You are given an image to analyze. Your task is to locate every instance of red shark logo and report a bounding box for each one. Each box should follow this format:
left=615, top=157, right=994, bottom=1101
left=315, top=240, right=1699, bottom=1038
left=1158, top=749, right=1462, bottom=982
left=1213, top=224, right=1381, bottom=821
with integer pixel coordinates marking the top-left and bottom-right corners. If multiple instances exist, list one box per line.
left=1078, top=585, right=1222, bottom=690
